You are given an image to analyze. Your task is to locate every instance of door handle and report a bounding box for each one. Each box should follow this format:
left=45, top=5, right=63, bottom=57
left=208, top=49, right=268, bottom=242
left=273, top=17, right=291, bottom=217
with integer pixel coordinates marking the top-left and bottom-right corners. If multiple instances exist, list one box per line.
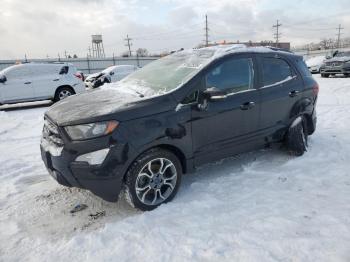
left=289, top=90, right=299, bottom=97
left=24, top=81, right=31, bottom=84
left=53, top=79, right=59, bottom=81
left=240, top=101, right=255, bottom=110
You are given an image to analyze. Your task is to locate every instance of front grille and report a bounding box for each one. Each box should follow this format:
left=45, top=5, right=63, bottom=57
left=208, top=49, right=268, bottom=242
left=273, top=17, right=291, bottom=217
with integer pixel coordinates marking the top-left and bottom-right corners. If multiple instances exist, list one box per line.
left=42, top=119, right=64, bottom=146
left=326, top=61, right=343, bottom=66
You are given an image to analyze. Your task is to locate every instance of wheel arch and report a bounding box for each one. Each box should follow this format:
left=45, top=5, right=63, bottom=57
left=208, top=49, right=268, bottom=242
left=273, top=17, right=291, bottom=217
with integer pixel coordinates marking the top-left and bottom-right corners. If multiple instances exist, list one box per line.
left=54, top=85, right=76, bottom=101
left=122, top=143, right=189, bottom=182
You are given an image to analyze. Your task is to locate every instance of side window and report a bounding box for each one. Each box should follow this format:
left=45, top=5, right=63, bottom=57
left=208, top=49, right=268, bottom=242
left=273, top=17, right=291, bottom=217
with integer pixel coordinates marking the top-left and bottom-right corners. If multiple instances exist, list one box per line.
left=205, top=58, right=254, bottom=94
left=6, top=66, right=31, bottom=80
left=262, top=58, right=293, bottom=86
left=59, top=66, right=69, bottom=75
left=296, top=59, right=312, bottom=77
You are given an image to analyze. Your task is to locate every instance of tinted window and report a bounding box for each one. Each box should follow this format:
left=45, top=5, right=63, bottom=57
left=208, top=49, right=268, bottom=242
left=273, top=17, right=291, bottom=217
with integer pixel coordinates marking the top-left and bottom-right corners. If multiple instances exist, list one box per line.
left=296, top=59, right=312, bottom=77
left=262, top=58, right=293, bottom=86
left=206, top=58, right=254, bottom=94
left=59, top=66, right=69, bottom=75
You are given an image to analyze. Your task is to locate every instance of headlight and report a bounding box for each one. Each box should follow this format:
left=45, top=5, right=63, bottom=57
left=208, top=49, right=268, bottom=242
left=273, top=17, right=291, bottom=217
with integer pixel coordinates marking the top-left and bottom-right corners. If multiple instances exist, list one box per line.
left=65, top=120, right=119, bottom=140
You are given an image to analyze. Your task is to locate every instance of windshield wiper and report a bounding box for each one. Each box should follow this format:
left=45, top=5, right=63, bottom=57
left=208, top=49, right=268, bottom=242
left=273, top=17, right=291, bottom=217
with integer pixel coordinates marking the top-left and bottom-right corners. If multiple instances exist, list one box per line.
left=135, top=90, right=144, bottom=97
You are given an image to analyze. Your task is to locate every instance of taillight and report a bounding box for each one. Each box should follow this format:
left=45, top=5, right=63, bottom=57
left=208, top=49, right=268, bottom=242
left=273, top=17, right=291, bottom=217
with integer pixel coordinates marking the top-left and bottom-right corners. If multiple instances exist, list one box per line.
left=312, top=82, right=319, bottom=96
left=74, top=73, right=83, bottom=81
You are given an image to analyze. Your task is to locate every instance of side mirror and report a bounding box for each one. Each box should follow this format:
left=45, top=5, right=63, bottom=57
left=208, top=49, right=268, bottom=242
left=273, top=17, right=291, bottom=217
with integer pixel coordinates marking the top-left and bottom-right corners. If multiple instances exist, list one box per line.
left=0, top=75, right=7, bottom=83
left=197, top=87, right=227, bottom=111
left=110, top=71, right=114, bottom=76
left=203, top=87, right=227, bottom=101
left=325, top=55, right=331, bottom=59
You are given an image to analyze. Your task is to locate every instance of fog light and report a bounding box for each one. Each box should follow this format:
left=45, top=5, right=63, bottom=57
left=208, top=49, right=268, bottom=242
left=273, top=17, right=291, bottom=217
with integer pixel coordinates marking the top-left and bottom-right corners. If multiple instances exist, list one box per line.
left=75, top=148, right=110, bottom=165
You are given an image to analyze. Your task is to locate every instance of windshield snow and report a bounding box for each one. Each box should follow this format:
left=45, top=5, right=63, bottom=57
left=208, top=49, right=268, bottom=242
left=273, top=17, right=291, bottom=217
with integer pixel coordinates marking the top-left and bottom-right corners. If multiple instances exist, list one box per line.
left=120, top=49, right=216, bottom=94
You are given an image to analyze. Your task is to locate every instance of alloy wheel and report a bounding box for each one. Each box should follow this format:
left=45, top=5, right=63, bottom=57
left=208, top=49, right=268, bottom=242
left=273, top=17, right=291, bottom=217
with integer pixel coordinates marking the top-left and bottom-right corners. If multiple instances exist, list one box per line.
left=135, top=158, right=177, bottom=206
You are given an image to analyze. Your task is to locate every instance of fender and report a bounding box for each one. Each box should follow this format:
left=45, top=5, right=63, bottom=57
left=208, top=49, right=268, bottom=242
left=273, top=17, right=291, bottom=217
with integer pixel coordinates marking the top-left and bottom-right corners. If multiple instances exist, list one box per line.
left=289, top=97, right=313, bottom=124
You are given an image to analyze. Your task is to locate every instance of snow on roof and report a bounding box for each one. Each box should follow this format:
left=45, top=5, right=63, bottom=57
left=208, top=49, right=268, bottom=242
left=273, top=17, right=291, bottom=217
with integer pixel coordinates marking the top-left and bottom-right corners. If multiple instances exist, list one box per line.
left=192, top=44, right=293, bottom=60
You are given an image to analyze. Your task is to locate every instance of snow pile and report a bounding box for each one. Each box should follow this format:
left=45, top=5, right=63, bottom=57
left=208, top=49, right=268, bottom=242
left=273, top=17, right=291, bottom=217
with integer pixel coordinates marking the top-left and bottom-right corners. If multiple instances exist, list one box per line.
left=1, top=75, right=350, bottom=261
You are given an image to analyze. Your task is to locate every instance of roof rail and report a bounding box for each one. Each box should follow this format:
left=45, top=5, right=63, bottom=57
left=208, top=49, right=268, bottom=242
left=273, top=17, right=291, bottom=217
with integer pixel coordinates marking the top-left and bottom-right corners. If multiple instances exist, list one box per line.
left=266, top=46, right=294, bottom=53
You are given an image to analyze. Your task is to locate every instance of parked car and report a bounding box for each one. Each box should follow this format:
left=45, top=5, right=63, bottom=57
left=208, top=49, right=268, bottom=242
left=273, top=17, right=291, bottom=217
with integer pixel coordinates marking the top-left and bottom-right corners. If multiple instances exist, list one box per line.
left=0, top=63, right=85, bottom=105
left=305, top=55, right=325, bottom=74
left=40, top=45, right=318, bottom=211
left=84, top=65, right=138, bottom=89
left=321, top=51, right=350, bottom=77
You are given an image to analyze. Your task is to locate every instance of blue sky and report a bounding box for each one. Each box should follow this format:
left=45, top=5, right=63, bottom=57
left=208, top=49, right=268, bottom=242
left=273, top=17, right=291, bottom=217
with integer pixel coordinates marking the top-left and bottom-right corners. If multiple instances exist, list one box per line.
left=0, top=0, right=349, bottom=59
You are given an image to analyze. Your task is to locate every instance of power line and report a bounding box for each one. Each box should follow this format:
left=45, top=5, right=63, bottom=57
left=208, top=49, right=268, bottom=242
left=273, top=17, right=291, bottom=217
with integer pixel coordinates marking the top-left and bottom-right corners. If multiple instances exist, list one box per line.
left=336, top=24, right=344, bottom=48
left=273, top=19, right=282, bottom=46
left=124, top=34, right=132, bottom=56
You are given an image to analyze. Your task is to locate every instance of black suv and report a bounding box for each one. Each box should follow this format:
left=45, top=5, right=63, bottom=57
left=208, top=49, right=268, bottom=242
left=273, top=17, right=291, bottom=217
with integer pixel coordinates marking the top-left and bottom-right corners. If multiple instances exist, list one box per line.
left=40, top=45, right=318, bottom=211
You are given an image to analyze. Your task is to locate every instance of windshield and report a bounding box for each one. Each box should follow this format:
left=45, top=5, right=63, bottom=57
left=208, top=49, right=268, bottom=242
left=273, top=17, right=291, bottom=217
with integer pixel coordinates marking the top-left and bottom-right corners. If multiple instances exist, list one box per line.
left=119, top=49, right=216, bottom=95
left=335, top=51, right=350, bottom=57
left=102, top=66, right=117, bottom=74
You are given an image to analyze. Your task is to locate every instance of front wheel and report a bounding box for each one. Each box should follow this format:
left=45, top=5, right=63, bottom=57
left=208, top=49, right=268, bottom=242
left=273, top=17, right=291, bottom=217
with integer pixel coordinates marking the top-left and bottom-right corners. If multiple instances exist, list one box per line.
left=321, top=73, right=330, bottom=78
left=124, top=148, right=182, bottom=211
left=286, top=116, right=308, bottom=156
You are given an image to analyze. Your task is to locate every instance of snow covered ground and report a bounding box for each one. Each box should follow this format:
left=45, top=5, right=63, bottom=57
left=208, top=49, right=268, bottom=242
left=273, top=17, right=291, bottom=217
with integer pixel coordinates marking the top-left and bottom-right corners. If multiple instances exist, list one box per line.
left=1, top=75, right=350, bottom=261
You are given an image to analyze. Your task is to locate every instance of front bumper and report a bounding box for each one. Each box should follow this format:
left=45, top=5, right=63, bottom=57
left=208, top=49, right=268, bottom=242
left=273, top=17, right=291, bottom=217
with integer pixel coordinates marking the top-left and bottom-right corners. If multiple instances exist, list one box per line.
left=321, top=65, right=350, bottom=74
left=40, top=137, right=132, bottom=202
left=308, top=66, right=320, bottom=73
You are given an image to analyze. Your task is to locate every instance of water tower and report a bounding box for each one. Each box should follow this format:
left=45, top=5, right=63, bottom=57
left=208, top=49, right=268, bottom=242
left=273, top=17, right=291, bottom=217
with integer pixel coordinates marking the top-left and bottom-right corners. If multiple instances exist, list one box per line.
left=91, top=34, right=105, bottom=58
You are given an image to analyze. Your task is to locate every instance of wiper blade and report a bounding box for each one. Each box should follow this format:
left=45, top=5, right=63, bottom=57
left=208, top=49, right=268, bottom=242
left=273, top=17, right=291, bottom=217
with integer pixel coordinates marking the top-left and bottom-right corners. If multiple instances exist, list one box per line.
left=135, top=91, right=144, bottom=97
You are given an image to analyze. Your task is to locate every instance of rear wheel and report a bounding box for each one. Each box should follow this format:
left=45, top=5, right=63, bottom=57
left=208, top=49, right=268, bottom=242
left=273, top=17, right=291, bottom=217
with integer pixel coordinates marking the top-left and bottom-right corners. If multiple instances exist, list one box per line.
left=124, top=148, right=182, bottom=211
left=286, top=116, right=308, bottom=156
left=54, top=86, right=75, bottom=102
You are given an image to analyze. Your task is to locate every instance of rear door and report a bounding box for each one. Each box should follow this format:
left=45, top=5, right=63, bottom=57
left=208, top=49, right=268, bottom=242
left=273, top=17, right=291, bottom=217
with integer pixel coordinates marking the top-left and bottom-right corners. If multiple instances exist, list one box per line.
left=191, top=54, right=261, bottom=165
left=257, top=54, right=304, bottom=140
left=32, top=65, right=61, bottom=99
left=1, top=65, right=34, bottom=102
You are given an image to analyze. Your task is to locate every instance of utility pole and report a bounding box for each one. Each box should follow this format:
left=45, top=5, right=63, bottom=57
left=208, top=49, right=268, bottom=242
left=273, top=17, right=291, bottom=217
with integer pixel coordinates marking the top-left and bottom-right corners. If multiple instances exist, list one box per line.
left=273, top=20, right=282, bottom=47
left=204, top=14, right=209, bottom=47
left=88, top=47, right=92, bottom=58
left=336, top=24, right=344, bottom=49
left=125, top=34, right=132, bottom=56
left=64, top=50, right=68, bottom=59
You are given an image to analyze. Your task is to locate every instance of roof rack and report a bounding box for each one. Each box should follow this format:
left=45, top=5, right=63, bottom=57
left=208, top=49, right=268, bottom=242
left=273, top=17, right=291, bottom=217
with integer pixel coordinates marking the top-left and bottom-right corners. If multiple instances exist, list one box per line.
left=266, top=46, right=294, bottom=53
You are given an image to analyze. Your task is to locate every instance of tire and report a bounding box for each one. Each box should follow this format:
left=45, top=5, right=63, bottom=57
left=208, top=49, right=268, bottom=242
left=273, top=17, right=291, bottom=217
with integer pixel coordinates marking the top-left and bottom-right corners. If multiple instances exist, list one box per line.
left=321, top=73, right=329, bottom=78
left=344, top=73, right=350, bottom=77
left=286, top=116, right=308, bottom=156
left=124, top=148, right=182, bottom=211
left=54, top=86, right=75, bottom=102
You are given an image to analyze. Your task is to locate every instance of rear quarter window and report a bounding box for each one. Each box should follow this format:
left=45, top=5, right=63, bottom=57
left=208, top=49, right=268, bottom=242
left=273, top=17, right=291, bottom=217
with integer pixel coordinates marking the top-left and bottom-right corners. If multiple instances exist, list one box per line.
left=296, top=59, right=312, bottom=77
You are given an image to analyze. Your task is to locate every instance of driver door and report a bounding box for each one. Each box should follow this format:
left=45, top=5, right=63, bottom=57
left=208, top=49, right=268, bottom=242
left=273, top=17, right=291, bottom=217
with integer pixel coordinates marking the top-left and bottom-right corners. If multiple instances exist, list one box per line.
left=191, top=54, right=261, bottom=166
left=1, top=66, right=34, bottom=103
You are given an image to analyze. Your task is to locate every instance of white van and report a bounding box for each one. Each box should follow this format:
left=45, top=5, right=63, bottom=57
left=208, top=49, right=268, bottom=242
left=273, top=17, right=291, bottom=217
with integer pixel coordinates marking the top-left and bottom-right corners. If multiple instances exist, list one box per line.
left=0, top=63, right=85, bottom=105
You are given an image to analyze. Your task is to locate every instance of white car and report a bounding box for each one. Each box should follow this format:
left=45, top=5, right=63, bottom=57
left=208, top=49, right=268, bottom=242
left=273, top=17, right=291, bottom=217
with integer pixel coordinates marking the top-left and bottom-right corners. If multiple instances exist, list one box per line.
left=305, top=56, right=326, bottom=74
left=0, top=63, right=85, bottom=105
left=85, top=65, right=138, bottom=89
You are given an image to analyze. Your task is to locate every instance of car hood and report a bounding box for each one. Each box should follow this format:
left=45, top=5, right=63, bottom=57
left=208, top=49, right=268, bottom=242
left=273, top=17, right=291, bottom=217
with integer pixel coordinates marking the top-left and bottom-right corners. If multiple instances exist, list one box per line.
left=326, top=57, right=350, bottom=63
left=45, top=88, right=176, bottom=126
